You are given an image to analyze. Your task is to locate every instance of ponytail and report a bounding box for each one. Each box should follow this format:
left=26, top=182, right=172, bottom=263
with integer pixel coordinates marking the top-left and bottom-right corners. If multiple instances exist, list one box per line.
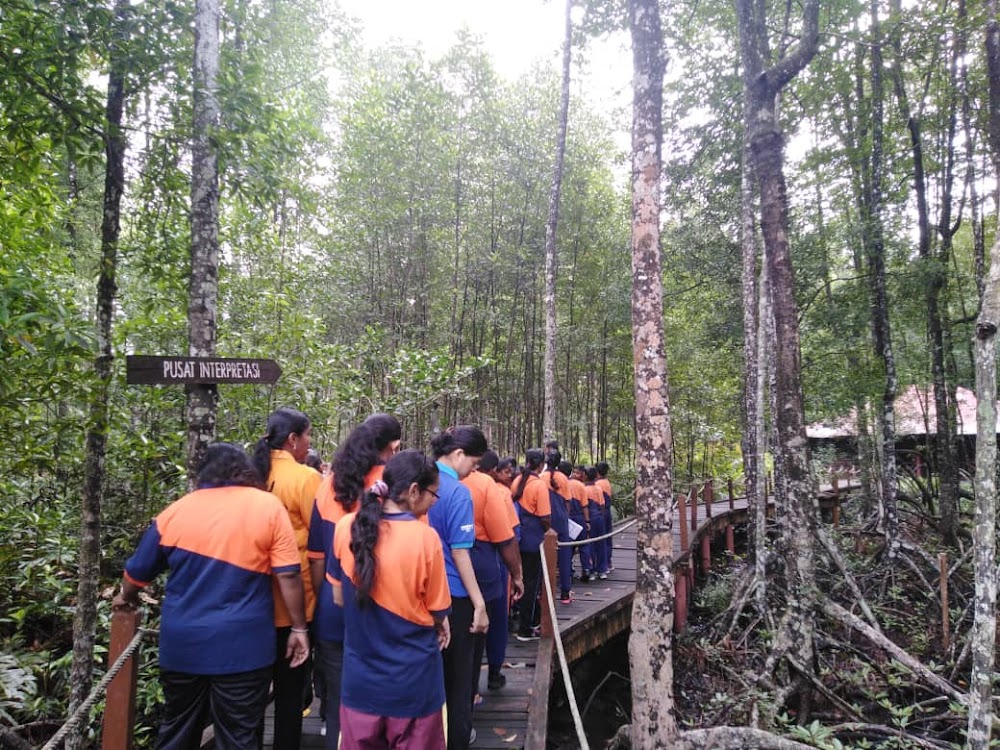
left=544, top=449, right=561, bottom=491
left=333, top=414, right=401, bottom=512
left=348, top=449, right=438, bottom=608
left=512, top=449, right=544, bottom=504
left=349, top=482, right=386, bottom=609
left=252, top=407, right=311, bottom=485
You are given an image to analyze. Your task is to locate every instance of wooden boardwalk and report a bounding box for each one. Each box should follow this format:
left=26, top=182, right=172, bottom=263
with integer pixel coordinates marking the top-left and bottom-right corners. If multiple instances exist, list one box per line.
left=270, top=483, right=850, bottom=749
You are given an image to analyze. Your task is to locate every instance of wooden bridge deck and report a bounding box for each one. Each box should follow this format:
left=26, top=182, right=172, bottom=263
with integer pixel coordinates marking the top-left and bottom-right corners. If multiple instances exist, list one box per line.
left=269, top=483, right=850, bottom=749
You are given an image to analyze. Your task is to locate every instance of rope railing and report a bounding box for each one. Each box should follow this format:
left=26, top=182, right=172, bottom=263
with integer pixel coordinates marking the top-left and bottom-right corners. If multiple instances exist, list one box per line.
left=538, top=534, right=591, bottom=750
left=42, top=622, right=156, bottom=750
left=555, top=517, right=637, bottom=548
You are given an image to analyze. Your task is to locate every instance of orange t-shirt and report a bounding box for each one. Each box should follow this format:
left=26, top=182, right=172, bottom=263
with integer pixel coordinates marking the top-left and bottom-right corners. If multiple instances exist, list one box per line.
left=511, top=473, right=551, bottom=517
left=268, top=450, right=322, bottom=626
left=462, top=471, right=515, bottom=544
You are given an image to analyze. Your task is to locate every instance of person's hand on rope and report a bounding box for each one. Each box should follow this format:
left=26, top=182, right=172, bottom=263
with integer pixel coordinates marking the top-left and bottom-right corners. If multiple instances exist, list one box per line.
left=286, top=628, right=310, bottom=668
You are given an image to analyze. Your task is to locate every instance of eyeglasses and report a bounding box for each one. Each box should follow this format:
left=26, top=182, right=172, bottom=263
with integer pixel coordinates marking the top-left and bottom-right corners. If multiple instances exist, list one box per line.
left=423, top=488, right=440, bottom=500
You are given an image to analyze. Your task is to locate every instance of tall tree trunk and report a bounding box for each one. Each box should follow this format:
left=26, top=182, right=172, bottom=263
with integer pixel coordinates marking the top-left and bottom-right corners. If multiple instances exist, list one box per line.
left=627, top=0, right=677, bottom=746
left=887, top=0, right=958, bottom=544
left=186, top=0, right=221, bottom=480
left=736, top=0, right=820, bottom=697
left=739, top=133, right=769, bottom=613
left=67, top=3, right=129, bottom=747
left=542, top=0, right=572, bottom=443
left=862, top=0, right=900, bottom=559
left=967, top=4, right=1000, bottom=744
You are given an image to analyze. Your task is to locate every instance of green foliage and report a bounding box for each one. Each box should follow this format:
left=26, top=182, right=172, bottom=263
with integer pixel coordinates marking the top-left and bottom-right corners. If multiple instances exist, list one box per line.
left=0, top=653, right=37, bottom=725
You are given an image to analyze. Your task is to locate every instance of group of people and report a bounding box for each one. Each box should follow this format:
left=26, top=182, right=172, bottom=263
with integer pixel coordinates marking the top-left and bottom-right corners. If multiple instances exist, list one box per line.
left=113, top=408, right=615, bottom=750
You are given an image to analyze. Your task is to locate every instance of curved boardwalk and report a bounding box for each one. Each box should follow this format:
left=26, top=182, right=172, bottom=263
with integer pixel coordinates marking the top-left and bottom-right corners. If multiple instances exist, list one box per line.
left=268, top=483, right=851, bottom=749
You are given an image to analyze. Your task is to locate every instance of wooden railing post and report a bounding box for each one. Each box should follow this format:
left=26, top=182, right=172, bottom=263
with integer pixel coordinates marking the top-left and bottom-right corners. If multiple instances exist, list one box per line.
left=703, top=480, right=713, bottom=519
left=101, top=608, right=140, bottom=750
left=727, top=478, right=735, bottom=511
left=678, top=493, right=689, bottom=553
left=541, top=529, right=559, bottom=638
left=689, top=485, right=698, bottom=533
left=674, top=565, right=688, bottom=633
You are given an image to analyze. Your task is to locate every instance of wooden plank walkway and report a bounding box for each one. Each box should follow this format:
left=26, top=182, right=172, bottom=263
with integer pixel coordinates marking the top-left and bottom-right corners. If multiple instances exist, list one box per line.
left=270, top=483, right=851, bottom=749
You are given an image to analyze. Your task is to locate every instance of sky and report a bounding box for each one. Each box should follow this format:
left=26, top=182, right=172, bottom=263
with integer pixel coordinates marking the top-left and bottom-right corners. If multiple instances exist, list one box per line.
left=335, top=0, right=571, bottom=80
left=332, top=0, right=634, bottom=144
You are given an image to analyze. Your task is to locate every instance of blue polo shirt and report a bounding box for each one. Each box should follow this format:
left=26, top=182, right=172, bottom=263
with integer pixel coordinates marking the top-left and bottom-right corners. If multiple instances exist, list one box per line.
left=427, top=462, right=476, bottom=598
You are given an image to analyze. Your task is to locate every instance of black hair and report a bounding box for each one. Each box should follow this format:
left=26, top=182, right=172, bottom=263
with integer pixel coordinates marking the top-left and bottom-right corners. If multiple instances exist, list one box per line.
left=574, top=465, right=588, bottom=475
left=544, top=440, right=560, bottom=451
left=430, top=425, right=488, bottom=459
left=350, top=450, right=438, bottom=608
left=558, top=460, right=572, bottom=476
left=252, top=407, right=311, bottom=485
left=512, top=449, right=545, bottom=504
left=596, top=461, right=610, bottom=476
left=585, top=466, right=598, bottom=482
left=543, top=448, right=561, bottom=490
left=479, top=450, right=499, bottom=473
left=333, top=414, right=402, bottom=512
left=197, top=442, right=264, bottom=489
left=304, top=449, right=323, bottom=472
left=498, top=457, right=517, bottom=473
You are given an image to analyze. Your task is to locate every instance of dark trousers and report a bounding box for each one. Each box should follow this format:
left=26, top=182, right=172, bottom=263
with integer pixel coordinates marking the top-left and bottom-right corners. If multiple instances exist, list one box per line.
left=519, top=551, right=541, bottom=635
left=604, top=504, right=613, bottom=567
left=485, top=577, right=509, bottom=673
left=317, top=639, right=344, bottom=750
left=557, top=537, right=573, bottom=596
left=264, top=626, right=311, bottom=750
left=442, top=596, right=475, bottom=750
left=158, top=666, right=270, bottom=750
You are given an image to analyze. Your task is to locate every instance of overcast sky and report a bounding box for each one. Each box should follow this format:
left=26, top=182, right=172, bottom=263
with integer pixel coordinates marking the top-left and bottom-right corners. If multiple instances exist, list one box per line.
left=332, top=0, right=634, bottom=144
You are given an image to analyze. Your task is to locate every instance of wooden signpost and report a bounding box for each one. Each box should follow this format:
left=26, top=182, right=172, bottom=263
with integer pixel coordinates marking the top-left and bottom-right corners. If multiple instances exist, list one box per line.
left=126, top=355, right=282, bottom=385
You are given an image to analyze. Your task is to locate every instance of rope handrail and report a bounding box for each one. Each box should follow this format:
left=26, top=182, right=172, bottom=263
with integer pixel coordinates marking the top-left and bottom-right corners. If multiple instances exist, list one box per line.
left=556, top=517, right=637, bottom=548
left=42, top=626, right=157, bottom=750
left=537, top=538, right=591, bottom=750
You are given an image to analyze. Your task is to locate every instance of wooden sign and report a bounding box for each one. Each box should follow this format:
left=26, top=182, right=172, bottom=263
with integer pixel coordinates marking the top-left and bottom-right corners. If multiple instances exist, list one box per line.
left=126, top=356, right=282, bottom=385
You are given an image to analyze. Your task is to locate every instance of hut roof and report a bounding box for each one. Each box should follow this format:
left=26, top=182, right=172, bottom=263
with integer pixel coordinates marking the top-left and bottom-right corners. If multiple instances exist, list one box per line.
left=806, top=385, right=992, bottom=438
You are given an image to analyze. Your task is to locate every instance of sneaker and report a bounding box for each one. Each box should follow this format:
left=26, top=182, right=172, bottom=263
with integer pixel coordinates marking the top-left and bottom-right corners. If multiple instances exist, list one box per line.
left=319, top=725, right=326, bottom=737
left=470, top=728, right=477, bottom=744
left=580, top=572, right=592, bottom=582
left=560, top=596, right=572, bottom=604
left=516, top=629, right=540, bottom=642
left=598, top=572, right=608, bottom=580
left=488, top=671, right=506, bottom=690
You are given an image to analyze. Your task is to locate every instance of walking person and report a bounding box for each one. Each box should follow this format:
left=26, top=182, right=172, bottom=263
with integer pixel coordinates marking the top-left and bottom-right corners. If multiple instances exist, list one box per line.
left=585, top=467, right=608, bottom=578
left=307, top=414, right=401, bottom=747
left=463, top=451, right=523, bottom=695
left=428, top=426, right=490, bottom=749
left=540, top=450, right=573, bottom=603
left=113, top=443, right=310, bottom=750
left=328, top=450, right=451, bottom=749
left=596, top=462, right=614, bottom=572
left=511, top=450, right=550, bottom=640
left=252, top=407, right=322, bottom=750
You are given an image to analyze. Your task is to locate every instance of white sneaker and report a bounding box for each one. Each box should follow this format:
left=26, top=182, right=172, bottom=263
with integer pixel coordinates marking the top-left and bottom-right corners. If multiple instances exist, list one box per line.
left=470, top=728, right=477, bottom=744
left=320, top=725, right=327, bottom=736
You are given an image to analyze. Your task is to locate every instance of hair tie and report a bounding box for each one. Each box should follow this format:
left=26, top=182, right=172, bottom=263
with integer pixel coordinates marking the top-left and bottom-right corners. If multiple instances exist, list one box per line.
left=369, top=480, right=389, bottom=500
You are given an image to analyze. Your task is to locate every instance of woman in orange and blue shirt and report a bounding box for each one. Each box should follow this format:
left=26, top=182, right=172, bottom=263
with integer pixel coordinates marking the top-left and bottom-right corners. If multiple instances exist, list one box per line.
left=307, top=413, right=401, bottom=746
left=328, top=450, right=450, bottom=749
left=511, top=449, right=550, bottom=639
left=252, top=407, right=322, bottom=750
